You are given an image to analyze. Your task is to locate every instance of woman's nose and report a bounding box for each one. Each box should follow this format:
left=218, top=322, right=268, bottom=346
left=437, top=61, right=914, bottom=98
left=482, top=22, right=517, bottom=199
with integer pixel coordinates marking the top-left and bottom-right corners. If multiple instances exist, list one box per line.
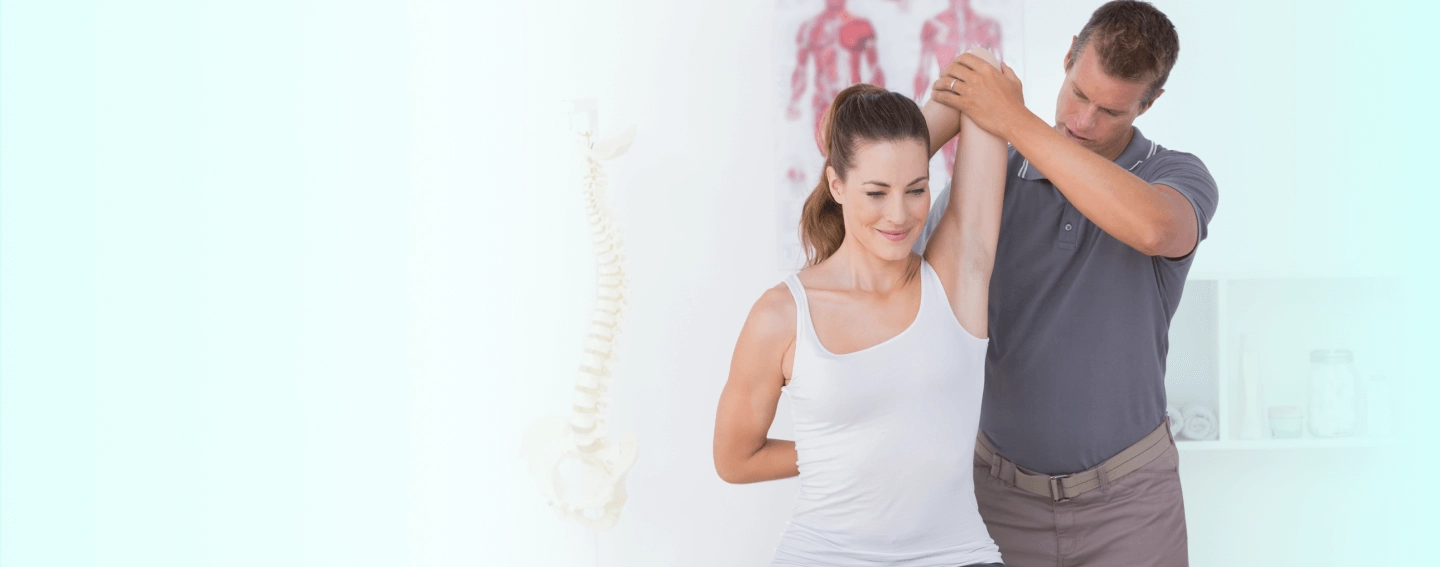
left=886, top=194, right=908, bottom=222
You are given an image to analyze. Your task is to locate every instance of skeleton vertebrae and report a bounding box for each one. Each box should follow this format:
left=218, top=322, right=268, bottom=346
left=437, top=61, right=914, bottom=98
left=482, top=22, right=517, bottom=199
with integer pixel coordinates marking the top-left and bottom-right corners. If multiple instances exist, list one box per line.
left=523, top=128, right=638, bottom=530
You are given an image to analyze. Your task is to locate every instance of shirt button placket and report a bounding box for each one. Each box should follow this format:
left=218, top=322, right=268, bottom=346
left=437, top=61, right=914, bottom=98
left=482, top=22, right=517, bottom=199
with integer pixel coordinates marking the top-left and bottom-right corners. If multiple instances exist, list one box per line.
left=1057, top=203, right=1081, bottom=250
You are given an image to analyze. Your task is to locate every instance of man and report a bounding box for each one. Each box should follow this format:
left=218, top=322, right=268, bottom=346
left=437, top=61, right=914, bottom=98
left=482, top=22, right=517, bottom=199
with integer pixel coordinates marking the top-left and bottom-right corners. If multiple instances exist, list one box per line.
left=915, top=2, right=1218, bottom=566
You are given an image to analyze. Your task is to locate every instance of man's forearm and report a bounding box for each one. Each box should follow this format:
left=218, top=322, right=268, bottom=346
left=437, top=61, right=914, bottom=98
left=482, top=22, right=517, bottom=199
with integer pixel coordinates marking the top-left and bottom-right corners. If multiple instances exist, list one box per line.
left=1003, top=115, right=1194, bottom=256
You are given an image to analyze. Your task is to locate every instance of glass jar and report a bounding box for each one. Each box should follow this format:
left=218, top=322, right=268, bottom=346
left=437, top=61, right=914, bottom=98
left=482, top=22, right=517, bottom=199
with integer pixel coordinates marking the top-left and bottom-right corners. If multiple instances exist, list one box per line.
left=1268, top=405, right=1304, bottom=439
left=1307, top=349, right=1359, bottom=437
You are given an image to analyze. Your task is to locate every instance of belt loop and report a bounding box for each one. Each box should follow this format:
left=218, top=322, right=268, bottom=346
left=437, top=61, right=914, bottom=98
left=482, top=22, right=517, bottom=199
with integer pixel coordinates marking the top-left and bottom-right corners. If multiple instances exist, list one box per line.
left=999, top=460, right=1017, bottom=485
left=989, top=454, right=1002, bottom=479
left=1097, top=463, right=1111, bottom=492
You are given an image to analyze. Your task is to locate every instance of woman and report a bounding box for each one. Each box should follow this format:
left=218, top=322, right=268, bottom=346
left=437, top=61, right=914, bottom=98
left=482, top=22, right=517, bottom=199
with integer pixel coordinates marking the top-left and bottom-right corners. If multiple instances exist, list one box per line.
left=712, top=48, right=1009, bottom=567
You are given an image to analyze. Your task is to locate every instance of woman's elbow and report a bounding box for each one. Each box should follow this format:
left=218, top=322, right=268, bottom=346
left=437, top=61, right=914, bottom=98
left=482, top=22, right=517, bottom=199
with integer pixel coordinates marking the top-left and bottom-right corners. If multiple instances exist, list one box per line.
left=713, top=442, right=759, bottom=484
left=1136, top=223, right=1180, bottom=257
left=713, top=458, right=749, bottom=484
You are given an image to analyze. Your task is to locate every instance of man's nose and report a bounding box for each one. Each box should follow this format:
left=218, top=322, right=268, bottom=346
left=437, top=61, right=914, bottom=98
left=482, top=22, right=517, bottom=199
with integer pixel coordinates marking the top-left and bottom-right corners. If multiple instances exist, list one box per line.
left=1077, top=105, right=1099, bottom=131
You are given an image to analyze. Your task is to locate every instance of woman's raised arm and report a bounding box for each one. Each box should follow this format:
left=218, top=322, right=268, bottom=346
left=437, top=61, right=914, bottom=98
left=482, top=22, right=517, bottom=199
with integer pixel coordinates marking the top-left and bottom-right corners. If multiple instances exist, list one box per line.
left=922, top=91, right=962, bottom=159
left=712, top=285, right=799, bottom=484
left=923, top=48, right=1007, bottom=340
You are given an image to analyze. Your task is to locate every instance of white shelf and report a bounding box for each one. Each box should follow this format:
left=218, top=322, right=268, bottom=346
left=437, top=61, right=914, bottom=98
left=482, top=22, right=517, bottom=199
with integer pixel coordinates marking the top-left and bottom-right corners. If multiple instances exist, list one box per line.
left=1165, top=275, right=1405, bottom=454
left=1176, top=437, right=1403, bottom=451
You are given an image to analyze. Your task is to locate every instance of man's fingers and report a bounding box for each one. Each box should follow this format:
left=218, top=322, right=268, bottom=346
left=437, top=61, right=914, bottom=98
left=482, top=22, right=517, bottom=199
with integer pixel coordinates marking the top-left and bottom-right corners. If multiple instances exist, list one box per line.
left=940, top=62, right=975, bottom=83
left=933, top=76, right=971, bottom=98
left=929, top=88, right=963, bottom=110
left=943, top=53, right=994, bottom=82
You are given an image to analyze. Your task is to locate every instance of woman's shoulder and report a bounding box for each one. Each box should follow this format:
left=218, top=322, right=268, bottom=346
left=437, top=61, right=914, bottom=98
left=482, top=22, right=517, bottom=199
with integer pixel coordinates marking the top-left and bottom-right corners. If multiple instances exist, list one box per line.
left=742, top=282, right=798, bottom=342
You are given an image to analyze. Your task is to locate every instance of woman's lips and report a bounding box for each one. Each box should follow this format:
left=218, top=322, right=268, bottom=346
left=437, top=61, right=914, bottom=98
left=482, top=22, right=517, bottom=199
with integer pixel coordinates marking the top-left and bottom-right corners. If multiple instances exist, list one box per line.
left=878, top=228, right=910, bottom=242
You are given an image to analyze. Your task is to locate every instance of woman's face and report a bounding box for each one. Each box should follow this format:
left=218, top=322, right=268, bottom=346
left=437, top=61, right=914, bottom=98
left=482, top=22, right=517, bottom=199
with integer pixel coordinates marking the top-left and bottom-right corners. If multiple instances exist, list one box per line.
left=828, top=138, right=931, bottom=262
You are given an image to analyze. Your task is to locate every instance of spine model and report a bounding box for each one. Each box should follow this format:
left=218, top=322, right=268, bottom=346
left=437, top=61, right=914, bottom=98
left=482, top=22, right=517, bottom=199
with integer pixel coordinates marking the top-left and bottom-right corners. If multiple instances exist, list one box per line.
left=523, top=128, right=638, bottom=530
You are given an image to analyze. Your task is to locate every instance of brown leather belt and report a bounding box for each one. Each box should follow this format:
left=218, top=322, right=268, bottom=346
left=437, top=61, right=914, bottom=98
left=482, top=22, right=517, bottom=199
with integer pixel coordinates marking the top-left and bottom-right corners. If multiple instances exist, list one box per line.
left=975, top=421, right=1175, bottom=503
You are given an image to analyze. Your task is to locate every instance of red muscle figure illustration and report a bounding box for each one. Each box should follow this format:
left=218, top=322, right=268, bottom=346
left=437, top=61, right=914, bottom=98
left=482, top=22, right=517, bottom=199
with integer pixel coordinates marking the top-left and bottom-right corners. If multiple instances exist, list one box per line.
left=914, top=0, right=1003, bottom=172
left=786, top=0, right=886, bottom=153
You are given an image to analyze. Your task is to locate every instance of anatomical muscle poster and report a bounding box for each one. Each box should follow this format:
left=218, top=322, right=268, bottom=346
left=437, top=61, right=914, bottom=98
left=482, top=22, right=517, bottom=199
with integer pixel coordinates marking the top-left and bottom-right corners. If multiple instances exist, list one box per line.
left=773, top=0, right=1023, bottom=268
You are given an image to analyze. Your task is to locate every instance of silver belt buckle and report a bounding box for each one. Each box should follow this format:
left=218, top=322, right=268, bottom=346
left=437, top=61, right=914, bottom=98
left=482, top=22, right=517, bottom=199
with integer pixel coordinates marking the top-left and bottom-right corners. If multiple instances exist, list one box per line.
left=1049, top=474, right=1071, bottom=503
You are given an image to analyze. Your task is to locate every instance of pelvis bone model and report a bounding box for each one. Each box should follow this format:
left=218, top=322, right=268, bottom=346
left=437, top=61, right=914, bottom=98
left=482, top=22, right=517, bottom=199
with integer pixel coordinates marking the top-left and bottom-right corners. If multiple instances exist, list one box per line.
left=522, top=126, right=639, bottom=530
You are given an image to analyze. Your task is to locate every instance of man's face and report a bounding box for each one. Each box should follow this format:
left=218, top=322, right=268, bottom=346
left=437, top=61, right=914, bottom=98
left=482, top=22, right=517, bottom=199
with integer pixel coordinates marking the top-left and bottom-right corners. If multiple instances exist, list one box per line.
left=1054, top=41, right=1157, bottom=159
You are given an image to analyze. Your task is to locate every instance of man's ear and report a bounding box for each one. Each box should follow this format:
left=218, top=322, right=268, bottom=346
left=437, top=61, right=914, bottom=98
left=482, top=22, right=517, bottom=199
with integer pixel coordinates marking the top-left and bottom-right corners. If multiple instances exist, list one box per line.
left=826, top=165, right=845, bottom=204
left=1064, top=36, right=1078, bottom=69
left=1138, top=88, right=1165, bottom=116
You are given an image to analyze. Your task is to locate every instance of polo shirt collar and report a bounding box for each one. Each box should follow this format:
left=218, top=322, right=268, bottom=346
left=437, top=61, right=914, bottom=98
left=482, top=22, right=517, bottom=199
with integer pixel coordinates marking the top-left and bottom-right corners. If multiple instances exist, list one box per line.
left=1017, top=127, right=1158, bottom=182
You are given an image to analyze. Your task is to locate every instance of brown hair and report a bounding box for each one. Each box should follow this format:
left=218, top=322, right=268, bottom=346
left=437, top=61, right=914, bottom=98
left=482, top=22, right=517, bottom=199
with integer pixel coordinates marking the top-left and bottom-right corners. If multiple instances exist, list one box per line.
left=800, top=84, right=929, bottom=266
left=1066, top=0, right=1179, bottom=108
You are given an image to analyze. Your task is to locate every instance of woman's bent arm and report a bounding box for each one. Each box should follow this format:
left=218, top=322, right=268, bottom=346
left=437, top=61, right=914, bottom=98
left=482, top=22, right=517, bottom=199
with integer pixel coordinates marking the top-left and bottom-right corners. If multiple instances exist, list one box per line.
left=713, top=285, right=800, bottom=484
left=923, top=47, right=1007, bottom=339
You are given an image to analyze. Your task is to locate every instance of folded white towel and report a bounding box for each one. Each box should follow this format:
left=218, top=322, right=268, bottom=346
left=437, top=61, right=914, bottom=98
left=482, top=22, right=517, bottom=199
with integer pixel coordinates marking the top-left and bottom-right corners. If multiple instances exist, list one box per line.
left=1166, top=405, right=1184, bottom=434
left=1181, top=405, right=1217, bottom=441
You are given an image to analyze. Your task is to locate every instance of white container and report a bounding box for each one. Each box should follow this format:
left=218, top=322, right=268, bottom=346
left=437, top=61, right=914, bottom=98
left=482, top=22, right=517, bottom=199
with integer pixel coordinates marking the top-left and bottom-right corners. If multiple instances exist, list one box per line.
left=1307, top=349, right=1359, bottom=438
left=1236, top=344, right=1266, bottom=440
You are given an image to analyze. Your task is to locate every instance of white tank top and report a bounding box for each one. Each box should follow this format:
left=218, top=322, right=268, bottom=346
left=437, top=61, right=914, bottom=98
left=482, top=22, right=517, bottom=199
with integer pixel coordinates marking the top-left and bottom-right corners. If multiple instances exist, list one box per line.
left=772, top=260, right=1002, bottom=567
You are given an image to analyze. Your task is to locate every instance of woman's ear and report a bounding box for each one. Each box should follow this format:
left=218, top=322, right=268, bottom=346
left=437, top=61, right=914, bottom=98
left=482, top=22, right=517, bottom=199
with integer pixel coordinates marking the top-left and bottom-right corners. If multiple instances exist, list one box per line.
left=826, top=165, right=844, bottom=204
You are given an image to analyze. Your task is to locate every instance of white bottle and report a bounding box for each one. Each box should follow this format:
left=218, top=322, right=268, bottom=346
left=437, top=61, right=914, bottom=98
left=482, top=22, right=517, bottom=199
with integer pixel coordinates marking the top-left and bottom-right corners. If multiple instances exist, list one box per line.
left=1236, top=337, right=1266, bottom=440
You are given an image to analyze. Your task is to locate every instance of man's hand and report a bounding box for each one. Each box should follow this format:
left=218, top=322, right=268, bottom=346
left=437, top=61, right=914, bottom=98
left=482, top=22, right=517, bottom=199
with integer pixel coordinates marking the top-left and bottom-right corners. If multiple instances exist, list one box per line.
left=930, top=51, right=1028, bottom=139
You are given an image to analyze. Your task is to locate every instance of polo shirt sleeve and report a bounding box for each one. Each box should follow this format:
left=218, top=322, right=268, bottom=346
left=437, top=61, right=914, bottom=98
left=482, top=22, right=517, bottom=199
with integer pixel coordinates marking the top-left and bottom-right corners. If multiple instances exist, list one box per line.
left=912, top=185, right=952, bottom=255
left=1146, top=150, right=1218, bottom=261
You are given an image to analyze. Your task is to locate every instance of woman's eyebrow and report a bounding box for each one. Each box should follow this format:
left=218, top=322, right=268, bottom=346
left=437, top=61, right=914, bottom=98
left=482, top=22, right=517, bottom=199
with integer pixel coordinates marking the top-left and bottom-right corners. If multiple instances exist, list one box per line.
left=863, top=176, right=928, bottom=187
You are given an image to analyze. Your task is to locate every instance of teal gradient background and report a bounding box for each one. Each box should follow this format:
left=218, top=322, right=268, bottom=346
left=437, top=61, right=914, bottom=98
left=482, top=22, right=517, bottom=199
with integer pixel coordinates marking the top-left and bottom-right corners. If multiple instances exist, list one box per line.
left=3, top=0, right=1437, bottom=565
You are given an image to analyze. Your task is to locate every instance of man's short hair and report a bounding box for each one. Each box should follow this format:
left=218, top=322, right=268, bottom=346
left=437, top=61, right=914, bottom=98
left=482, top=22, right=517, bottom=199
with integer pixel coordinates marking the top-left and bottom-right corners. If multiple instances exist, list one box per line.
left=1067, top=0, right=1179, bottom=108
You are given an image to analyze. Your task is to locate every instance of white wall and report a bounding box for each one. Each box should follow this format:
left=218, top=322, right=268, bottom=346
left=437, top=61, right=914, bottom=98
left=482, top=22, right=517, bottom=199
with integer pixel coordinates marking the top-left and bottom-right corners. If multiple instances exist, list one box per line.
left=554, top=0, right=1440, bottom=565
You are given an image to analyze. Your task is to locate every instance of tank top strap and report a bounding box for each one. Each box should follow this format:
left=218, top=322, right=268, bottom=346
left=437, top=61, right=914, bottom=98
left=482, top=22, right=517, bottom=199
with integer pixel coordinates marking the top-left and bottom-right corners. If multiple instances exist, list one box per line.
left=918, top=259, right=954, bottom=325
left=919, top=259, right=944, bottom=304
left=919, top=258, right=986, bottom=342
left=781, top=274, right=818, bottom=348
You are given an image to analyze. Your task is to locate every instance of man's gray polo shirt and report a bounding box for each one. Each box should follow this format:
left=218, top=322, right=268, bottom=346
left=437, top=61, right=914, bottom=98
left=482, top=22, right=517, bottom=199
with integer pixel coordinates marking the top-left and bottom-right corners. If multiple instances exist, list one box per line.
left=917, top=127, right=1219, bottom=475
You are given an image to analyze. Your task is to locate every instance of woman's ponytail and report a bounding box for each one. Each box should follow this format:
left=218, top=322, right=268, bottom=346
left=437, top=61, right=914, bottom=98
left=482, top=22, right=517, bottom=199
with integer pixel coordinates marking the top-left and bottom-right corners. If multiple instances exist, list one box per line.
left=800, top=161, right=846, bottom=266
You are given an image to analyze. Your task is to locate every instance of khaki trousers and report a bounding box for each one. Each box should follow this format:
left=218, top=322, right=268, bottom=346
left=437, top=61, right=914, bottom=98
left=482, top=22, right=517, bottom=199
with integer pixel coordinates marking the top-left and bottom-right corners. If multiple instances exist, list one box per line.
left=972, top=438, right=1188, bottom=567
